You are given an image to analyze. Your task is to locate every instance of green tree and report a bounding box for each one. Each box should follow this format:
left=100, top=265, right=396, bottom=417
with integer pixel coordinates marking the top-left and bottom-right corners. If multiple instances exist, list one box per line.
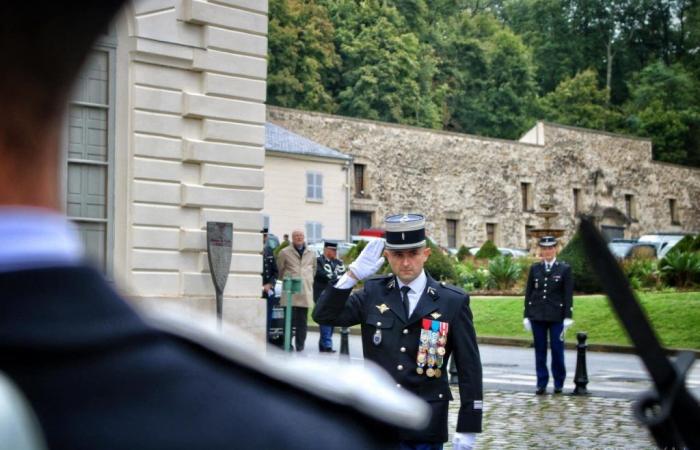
left=267, top=0, right=339, bottom=112
left=624, top=62, right=700, bottom=164
left=540, top=69, right=623, bottom=130
left=431, top=12, right=538, bottom=138
left=331, top=3, right=443, bottom=128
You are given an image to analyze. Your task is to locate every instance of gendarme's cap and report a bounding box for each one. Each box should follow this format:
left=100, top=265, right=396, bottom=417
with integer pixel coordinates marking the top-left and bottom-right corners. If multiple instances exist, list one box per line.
left=324, top=241, right=338, bottom=249
left=384, top=214, right=426, bottom=250
left=539, top=236, right=558, bottom=247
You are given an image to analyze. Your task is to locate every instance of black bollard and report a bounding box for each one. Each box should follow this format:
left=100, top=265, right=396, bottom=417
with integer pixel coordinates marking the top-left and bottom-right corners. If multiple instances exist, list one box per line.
left=339, top=327, right=350, bottom=359
left=573, top=332, right=590, bottom=395
left=449, top=355, right=458, bottom=384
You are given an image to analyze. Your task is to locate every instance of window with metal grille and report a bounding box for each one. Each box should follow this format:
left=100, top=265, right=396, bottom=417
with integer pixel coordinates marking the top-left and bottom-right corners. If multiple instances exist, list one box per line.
left=446, top=219, right=457, bottom=248
left=354, top=164, right=366, bottom=197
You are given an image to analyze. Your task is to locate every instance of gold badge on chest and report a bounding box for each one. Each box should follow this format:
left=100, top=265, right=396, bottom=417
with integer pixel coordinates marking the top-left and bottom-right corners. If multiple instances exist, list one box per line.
left=376, top=304, right=390, bottom=314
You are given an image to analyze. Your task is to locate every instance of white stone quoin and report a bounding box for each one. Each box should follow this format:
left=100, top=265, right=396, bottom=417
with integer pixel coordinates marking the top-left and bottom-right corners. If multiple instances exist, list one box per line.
left=108, top=0, right=270, bottom=340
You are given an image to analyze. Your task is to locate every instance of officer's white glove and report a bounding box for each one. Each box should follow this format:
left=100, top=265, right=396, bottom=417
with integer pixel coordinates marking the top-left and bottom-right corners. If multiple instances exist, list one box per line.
left=453, top=432, right=476, bottom=450
left=523, top=318, right=532, bottom=332
left=348, top=239, right=385, bottom=281
left=563, top=318, right=574, bottom=330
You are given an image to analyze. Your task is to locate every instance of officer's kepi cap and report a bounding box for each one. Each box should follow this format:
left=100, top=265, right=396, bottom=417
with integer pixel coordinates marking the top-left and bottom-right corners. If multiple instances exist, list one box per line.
left=384, top=214, right=426, bottom=250
left=323, top=241, right=338, bottom=249
left=539, top=236, right=557, bottom=247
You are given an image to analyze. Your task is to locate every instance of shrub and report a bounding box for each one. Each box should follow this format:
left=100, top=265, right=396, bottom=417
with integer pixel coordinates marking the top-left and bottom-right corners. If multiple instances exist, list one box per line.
left=343, top=240, right=367, bottom=264
left=691, top=235, right=700, bottom=252
left=667, top=235, right=696, bottom=255
left=660, top=251, right=700, bottom=288
left=456, top=245, right=471, bottom=261
left=623, top=258, right=662, bottom=290
left=475, top=240, right=500, bottom=259
left=273, top=240, right=289, bottom=257
left=557, top=232, right=602, bottom=293
left=455, top=261, right=490, bottom=291
left=488, top=255, right=522, bottom=290
left=424, top=239, right=457, bottom=282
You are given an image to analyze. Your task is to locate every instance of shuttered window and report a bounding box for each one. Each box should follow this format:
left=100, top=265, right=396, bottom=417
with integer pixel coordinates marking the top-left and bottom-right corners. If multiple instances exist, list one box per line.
left=306, top=171, right=323, bottom=201
left=64, top=42, right=115, bottom=273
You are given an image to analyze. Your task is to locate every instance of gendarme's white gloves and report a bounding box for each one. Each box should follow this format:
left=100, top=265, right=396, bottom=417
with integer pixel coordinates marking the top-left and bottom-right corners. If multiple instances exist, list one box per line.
left=453, top=432, right=476, bottom=450
left=563, top=318, right=574, bottom=329
left=348, top=239, right=385, bottom=281
left=523, top=318, right=532, bottom=332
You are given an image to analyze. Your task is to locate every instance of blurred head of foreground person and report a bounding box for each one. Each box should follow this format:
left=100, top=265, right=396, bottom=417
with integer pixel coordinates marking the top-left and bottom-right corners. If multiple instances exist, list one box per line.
left=0, top=3, right=428, bottom=450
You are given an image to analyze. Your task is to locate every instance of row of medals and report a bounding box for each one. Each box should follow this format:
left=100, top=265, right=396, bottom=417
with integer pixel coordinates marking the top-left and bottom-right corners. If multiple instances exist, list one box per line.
left=416, top=325, right=447, bottom=377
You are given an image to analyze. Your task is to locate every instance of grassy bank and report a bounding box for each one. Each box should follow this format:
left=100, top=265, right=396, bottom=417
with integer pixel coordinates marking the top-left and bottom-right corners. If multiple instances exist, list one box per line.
left=471, top=291, right=700, bottom=350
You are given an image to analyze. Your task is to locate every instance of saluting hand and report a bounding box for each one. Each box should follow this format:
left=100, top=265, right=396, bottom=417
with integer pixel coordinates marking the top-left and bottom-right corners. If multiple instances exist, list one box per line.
left=348, top=239, right=385, bottom=281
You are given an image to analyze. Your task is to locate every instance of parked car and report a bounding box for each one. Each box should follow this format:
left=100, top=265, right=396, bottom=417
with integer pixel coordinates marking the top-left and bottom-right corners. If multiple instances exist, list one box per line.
left=608, top=239, right=637, bottom=260
left=608, top=239, right=657, bottom=260
left=638, top=233, right=690, bottom=258
left=358, top=227, right=385, bottom=238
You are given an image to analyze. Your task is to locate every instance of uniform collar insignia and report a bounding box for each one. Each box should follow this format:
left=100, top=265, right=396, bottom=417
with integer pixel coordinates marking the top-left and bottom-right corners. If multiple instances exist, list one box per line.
left=376, top=304, right=390, bottom=314
left=430, top=311, right=442, bottom=319
left=387, top=278, right=396, bottom=289
left=427, top=286, right=437, bottom=297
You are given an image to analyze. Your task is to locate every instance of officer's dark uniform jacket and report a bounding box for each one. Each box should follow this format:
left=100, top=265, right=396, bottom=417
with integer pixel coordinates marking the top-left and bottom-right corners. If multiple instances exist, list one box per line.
left=262, top=244, right=278, bottom=289
left=0, top=266, right=423, bottom=450
left=313, top=273, right=483, bottom=443
left=313, top=255, right=346, bottom=302
left=524, top=260, right=574, bottom=322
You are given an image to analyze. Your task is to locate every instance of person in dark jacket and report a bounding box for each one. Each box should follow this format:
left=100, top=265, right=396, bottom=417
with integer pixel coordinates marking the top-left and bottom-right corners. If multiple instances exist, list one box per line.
left=313, top=241, right=346, bottom=352
left=261, top=227, right=279, bottom=341
left=523, top=236, right=574, bottom=395
left=314, top=214, right=483, bottom=450
left=0, top=4, right=429, bottom=449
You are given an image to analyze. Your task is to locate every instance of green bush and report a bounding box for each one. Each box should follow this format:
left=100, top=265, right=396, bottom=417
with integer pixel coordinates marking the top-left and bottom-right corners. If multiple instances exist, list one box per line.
left=475, top=240, right=500, bottom=259
left=660, top=251, right=700, bottom=288
left=623, top=258, right=662, bottom=290
left=273, top=240, right=289, bottom=257
left=455, top=261, right=490, bottom=291
left=692, top=235, right=700, bottom=252
left=557, top=232, right=602, bottom=293
left=424, top=239, right=457, bottom=282
left=668, top=235, right=697, bottom=255
left=456, top=245, right=471, bottom=261
left=488, top=256, right=522, bottom=290
left=343, top=239, right=367, bottom=264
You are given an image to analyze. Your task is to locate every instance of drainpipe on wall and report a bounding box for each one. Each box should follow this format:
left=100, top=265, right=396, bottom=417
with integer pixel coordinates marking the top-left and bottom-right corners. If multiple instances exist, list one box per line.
left=344, top=159, right=351, bottom=241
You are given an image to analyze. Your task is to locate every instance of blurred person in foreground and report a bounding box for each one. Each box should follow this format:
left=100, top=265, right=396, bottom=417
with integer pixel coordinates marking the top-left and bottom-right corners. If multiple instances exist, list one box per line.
left=0, top=3, right=428, bottom=449
left=314, top=214, right=483, bottom=450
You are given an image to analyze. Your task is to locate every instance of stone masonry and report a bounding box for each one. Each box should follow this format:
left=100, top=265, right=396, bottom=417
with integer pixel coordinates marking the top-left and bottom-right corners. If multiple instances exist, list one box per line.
left=268, top=106, right=700, bottom=250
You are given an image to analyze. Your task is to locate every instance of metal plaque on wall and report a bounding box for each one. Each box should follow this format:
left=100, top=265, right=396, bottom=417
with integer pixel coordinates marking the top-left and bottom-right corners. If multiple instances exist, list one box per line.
left=206, top=222, right=233, bottom=321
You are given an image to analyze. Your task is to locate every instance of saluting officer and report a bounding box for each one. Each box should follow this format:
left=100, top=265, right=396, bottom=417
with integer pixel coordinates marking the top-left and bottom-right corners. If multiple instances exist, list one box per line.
left=314, top=214, right=482, bottom=450
left=523, top=236, right=574, bottom=395
left=313, top=241, right=346, bottom=352
left=261, top=228, right=279, bottom=341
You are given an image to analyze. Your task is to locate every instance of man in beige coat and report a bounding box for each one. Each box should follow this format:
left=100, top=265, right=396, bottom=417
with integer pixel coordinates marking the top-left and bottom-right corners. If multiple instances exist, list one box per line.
left=277, top=230, right=317, bottom=351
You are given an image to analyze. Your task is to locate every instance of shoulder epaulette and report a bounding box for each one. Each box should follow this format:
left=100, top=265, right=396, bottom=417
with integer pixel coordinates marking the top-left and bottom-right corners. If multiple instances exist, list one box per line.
left=438, top=281, right=467, bottom=296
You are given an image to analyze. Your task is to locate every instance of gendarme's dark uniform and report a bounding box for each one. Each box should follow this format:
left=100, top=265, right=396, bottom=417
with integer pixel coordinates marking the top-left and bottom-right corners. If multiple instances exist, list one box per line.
left=524, top=236, right=574, bottom=391
left=314, top=274, right=482, bottom=442
left=524, top=260, right=573, bottom=323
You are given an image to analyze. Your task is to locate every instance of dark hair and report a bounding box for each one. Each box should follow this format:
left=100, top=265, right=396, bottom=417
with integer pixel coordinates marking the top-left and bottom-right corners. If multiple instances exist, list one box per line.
left=0, top=2, right=126, bottom=154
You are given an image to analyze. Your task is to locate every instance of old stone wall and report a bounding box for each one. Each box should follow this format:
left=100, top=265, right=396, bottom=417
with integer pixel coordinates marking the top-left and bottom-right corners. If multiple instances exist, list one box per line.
left=268, top=106, right=700, bottom=250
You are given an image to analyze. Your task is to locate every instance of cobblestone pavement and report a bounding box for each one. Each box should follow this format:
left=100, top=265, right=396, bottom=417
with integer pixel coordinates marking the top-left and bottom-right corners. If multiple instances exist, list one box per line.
left=446, top=389, right=656, bottom=449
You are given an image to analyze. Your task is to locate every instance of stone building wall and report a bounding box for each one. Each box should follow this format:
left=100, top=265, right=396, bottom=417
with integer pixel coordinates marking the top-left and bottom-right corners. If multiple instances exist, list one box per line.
left=268, top=106, right=700, bottom=250
left=113, top=0, right=269, bottom=340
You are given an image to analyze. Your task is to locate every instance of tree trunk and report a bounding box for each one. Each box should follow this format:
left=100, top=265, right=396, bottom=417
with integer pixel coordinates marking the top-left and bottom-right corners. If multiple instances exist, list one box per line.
left=606, top=40, right=613, bottom=105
